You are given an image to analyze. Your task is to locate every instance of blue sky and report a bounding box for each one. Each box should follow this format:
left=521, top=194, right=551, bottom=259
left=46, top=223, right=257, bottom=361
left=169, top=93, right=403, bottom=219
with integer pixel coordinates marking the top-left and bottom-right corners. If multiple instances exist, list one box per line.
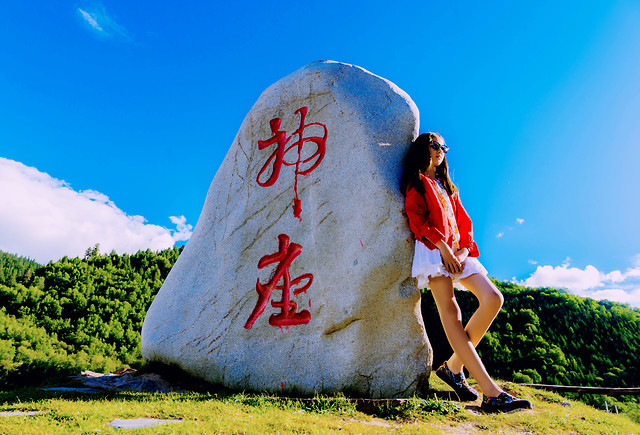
left=1, top=1, right=639, bottom=305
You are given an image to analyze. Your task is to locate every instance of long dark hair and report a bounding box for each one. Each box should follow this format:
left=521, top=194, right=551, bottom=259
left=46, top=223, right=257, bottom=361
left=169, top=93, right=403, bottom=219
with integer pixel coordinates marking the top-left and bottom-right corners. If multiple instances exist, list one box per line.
left=401, top=132, right=457, bottom=196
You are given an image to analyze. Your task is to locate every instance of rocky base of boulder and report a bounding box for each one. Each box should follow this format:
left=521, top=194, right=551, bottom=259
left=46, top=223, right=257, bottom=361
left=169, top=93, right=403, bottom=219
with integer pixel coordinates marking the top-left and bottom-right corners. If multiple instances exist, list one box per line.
left=70, top=369, right=177, bottom=393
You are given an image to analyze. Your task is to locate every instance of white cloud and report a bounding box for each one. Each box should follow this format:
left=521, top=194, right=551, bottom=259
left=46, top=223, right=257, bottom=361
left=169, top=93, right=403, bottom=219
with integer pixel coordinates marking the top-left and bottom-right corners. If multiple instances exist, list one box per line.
left=0, top=157, right=191, bottom=263
left=528, top=259, right=538, bottom=265
left=587, top=288, right=640, bottom=306
left=521, top=263, right=602, bottom=292
left=78, top=8, right=102, bottom=31
left=169, top=215, right=193, bottom=242
left=496, top=218, right=523, bottom=239
left=77, top=3, right=131, bottom=41
left=518, top=256, right=640, bottom=307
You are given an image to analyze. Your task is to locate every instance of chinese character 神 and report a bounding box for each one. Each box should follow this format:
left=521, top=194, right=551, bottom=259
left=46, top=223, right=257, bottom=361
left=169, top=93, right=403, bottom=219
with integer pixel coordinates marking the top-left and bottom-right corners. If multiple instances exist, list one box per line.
left=244, top=234, right=313, bottom=329
left=256, top=106, right=327, bottom=220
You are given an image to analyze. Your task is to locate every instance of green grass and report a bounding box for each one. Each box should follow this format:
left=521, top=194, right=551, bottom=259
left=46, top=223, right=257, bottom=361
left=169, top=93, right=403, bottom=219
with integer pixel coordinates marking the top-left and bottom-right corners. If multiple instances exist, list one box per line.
left=1, top=380, right=639, bottom=434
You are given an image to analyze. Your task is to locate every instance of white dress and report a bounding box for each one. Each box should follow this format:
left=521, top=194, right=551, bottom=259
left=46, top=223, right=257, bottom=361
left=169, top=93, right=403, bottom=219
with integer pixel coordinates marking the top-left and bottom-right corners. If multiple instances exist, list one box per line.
left=412, top=178, right=488, bottom=290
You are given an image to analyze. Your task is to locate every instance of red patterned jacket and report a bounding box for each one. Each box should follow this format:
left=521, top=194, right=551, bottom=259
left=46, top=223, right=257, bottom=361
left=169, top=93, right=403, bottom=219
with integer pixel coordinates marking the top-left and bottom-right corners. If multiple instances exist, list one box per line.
left=405, top=174, right=480, bottom=257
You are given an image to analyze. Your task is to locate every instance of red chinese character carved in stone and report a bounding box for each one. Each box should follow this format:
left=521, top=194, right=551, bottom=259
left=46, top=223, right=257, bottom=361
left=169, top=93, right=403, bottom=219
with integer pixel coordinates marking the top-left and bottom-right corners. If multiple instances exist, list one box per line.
left=256, top=106, right=327, bottom=220
left=244, top=234, right=313, bottom=329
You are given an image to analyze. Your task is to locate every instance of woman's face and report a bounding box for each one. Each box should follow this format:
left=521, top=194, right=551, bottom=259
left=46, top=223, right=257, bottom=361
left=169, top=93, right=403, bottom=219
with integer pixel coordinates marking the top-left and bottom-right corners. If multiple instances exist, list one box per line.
left=428, top=137, right=447, bottom=167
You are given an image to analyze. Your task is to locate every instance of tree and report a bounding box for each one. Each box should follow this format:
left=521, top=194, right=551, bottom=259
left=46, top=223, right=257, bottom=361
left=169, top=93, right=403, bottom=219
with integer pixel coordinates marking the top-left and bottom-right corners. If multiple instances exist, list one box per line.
left=84, top=243, right=101, bottom=260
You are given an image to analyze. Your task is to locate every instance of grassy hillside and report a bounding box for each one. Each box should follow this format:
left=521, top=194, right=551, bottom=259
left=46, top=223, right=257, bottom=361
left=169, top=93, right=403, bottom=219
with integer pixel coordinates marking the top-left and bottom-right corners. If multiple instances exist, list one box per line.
left=0, top=247, right=181, bottom=384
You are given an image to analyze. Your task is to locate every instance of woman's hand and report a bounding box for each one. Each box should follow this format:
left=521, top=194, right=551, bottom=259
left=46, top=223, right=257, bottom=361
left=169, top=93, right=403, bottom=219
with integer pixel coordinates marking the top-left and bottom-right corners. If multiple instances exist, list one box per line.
left=454, top=248, right=469, bottom=267
left=436, top=241, right=462, bottom=275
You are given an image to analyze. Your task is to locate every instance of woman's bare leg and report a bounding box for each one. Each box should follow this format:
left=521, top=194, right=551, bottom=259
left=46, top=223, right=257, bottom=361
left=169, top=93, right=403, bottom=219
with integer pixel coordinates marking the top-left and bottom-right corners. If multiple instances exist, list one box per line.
left=429, top=275, right=502, bottom=397
left=446, top=273, right=504, bottom=374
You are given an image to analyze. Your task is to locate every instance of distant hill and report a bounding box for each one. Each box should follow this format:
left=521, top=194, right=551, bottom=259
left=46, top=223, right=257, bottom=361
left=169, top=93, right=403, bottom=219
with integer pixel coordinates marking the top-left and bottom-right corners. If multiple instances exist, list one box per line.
left=0, top=247, right=181, bottom=385
left=0, top=250, right=40, bottom=287
left=423, top=281, right=640, bottom=388
left=1, top=247, right=639, bottom=391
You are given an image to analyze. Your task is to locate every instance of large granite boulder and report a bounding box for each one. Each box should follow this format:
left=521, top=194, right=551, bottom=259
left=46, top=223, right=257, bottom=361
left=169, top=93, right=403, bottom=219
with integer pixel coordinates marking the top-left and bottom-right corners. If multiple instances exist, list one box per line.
left=141, top=60, right=432, bottom=398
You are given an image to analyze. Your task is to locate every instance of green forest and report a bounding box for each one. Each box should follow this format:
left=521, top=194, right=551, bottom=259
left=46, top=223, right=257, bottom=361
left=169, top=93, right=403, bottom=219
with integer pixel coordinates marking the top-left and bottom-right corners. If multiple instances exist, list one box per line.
left=0, top=246, right=180, bottom=385
left=1, top=247, right=640, bottom=393
left=423, top=283, right=640, bottom=389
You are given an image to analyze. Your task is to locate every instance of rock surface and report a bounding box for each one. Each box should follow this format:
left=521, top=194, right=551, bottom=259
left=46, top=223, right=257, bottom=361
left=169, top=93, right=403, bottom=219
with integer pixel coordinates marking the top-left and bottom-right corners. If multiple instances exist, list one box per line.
left=71, top=370, right=177, bottom=393
left=142, top=60, right=432, bottom=398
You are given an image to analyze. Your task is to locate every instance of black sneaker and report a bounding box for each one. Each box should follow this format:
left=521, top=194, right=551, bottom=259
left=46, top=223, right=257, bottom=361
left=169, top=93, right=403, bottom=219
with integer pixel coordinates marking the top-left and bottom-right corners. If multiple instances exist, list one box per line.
left=435, top=362, right=479, bottom=401
left=481, top=392, right=533, bottom=413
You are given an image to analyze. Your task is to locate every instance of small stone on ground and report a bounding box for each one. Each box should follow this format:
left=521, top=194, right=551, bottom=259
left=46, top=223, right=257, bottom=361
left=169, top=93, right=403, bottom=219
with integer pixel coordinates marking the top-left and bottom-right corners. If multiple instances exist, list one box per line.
left=0, top=411, right=44, bottom=417
left=108, top=418, right=184, bottom=429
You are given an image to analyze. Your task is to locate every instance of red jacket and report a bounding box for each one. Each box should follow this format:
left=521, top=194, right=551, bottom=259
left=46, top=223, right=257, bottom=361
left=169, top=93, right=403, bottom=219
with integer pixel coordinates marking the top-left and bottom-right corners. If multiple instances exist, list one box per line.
left=405, top=174, right=479, bottom=257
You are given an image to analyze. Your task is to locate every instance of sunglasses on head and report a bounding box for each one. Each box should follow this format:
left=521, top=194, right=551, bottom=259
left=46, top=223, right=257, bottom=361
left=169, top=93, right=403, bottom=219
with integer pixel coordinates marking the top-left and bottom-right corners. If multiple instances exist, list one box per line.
left=429, top=141, right=449, bottom=153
